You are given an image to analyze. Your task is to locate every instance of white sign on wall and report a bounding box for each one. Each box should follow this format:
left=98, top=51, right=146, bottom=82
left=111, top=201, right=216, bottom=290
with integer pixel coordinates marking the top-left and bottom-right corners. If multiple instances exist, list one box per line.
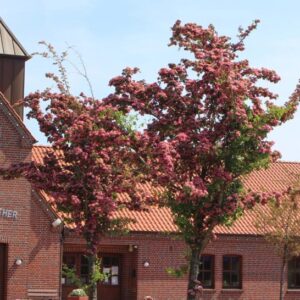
left=0, top=208, right=17, bottom=220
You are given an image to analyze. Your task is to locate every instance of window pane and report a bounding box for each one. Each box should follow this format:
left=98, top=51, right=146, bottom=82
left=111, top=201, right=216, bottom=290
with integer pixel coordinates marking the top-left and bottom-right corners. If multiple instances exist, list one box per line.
left=81, top=255, right=88, bottom=265
left=231, top=257, right=240, bottom=271
left=223, top=256, right=241, bottom=289
left=80, top=255, right=90, bottom=285
left=203, top=257, right=211, bottom=270
left=81, top=266, right=89, bottom=276
left=288, top=257, right=300, bottom=288
left=289, top=260, right=295, bottom=271
left=198, top=272, right=204, bottom=283
left=103, top=257, right=111, bottom=267
left=289, top=278, right=295, bottom=287
left=203, top=272, right=211, bottom=286
left=223, top=272, right=230, bottom=287
left=112, top=257, right=119, bottom=266
left=63, top=255, right=76, bottom=268
left=296, top=273, right=300, bottom=287
left=223, top=257, right=230, bottom=271
left=231, top=280, right=240, bottom=287
left=80, top=276, right=88, bottom=284
left=231, top=273, right=239, bottom=285
left=198, top=255, right=214, bottom=288
left=63, top=254, right=77, bottom=285
left=101, top=256, right=120, bottom=286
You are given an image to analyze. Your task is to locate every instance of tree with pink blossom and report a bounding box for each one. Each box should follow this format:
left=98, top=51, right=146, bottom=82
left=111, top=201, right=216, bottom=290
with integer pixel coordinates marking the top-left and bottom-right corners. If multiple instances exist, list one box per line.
left=0, top=43, right=146, bottom=300
left=106, top=20, right=300, bottom=299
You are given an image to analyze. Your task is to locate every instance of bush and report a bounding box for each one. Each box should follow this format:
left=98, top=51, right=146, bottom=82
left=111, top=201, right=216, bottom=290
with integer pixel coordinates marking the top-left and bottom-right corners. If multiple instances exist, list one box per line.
left=69, top=289, right=87, bottom=296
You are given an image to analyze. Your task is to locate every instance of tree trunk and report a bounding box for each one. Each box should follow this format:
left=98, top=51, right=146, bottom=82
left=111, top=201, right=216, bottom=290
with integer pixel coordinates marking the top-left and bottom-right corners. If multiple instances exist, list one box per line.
left=279, top=252, right=287, bottom=300
left=187, top=247, right=201, bottom=300
left=88, top=253, right=98, bottom=300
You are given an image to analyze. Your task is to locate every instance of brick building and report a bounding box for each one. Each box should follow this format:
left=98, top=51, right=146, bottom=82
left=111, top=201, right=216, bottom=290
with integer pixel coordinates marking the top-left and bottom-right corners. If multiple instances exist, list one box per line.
left=1, top=18, right=300, bottom=300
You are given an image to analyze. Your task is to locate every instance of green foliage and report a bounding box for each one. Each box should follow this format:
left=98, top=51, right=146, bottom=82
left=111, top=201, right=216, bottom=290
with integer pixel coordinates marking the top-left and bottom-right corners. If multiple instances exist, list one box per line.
left=97, top=108, right=138, bottom=136
left=62, top=256, right=106, bottom=295
left=62, top=264, right=82, bottom=288
left=166, top=265, right=188, bottom=278
left=90, top=257, right=106, bottom=285
left=222, top=206, right=244, bottom=226
left=107, top=217, right=133, bottom=236
left=255, top=185, right=300, bottom=300
left=114, top=111, right=138, bottom=134
left=255, top=190, right=300, bottom=260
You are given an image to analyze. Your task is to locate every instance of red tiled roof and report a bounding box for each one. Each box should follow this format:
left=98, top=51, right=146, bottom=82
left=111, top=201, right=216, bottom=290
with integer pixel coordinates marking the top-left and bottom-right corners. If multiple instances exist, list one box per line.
left=216, top=162, right=300, bottom=235
left=32, top=146, right=300, bottom=235
left=214, top=206, right=265, bottom=235
left=32, top=145, right=53, bottom=164
left=115, top=206, right=177, bottom=232
left=243, top=162, right=300, bottom=192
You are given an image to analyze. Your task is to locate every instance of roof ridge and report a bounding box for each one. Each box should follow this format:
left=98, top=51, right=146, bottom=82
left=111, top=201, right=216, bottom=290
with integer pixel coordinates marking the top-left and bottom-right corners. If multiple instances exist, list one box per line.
left=34, top=144, right=51, bottom=148
left=0, top=17, right=30, bottom=59
left=275, top=160, right=300, bottom=165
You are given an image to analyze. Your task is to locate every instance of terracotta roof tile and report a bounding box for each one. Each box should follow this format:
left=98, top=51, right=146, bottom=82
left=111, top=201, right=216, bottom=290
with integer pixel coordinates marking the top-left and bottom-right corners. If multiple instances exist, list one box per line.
left=114, top=206, right=177, bottom=232
left=32, top=146, right=300, bottom=235
left=243, top=162, right=300, bottom=193
left=32, top=145, right=53, bottom=164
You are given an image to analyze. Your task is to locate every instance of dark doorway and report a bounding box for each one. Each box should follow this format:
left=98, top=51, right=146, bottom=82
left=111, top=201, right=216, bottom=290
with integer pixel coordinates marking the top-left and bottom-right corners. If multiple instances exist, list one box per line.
left=98, top=254, right=122, bottom=300
left=0, top=244, right=7, bottom=300
left=62, top=252, right=122, bottom=300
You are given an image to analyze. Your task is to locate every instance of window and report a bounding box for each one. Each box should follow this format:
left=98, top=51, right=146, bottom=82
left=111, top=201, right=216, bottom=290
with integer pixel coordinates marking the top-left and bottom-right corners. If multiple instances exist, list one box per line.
left=102, top=256, right=120, bottom=286
left=62, top=254, right=91, bottom=285
left=223, top=255, right=242, bottom=289
left=80, top=255, right=90, bottom=284
left=62, top=254, right=76, bottom=285
left=198, top=255, right=214, bottom=289
left=62, top=253, right=121, bottom=286
left=288, top=257, right=300, bottom=289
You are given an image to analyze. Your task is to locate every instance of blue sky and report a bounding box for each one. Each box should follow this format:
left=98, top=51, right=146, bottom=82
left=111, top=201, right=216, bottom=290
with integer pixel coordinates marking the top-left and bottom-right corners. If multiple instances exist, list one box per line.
left=2, top=0, right=300, bottom=160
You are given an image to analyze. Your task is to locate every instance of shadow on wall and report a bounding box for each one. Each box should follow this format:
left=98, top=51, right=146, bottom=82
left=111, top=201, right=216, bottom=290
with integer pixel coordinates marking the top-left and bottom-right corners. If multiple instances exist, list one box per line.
left=28, top=192, right=60, bottom=264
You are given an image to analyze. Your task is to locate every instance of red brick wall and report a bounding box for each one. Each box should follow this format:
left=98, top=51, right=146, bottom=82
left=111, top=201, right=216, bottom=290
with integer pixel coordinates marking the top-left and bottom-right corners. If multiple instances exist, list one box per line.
left=26, top=193, right=62, bottom=299
left=65, top=233, right=300, bottom=300
left=0, top=108, right=62, bottom=299
left=64, top=233, right=188, bottom=300
left=134, top=234, right=300, bottom=300
left=201, top=235, right=300, bottom=300
left=134, top=234, right=187, bottom=300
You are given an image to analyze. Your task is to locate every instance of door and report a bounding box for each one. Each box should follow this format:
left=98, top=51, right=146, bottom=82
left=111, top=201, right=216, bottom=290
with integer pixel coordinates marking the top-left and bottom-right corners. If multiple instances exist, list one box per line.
left=0, top=244, right=7, bottom=300
left=98, top=254, right=121, bottom=300
left=62, top=252, right=122, bottom=300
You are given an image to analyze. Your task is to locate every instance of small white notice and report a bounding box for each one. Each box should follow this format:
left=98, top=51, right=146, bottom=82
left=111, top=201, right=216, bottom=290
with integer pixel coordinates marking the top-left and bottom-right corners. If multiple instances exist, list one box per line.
left=111, top=266, right=119, bottom=275
left=111, top=276, right=119, bottom=285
